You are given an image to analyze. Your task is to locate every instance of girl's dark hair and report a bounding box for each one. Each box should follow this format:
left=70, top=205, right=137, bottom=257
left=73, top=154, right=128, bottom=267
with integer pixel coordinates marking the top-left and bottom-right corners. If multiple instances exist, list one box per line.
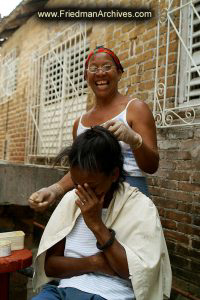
left=55, top=126, right=126, bottom=190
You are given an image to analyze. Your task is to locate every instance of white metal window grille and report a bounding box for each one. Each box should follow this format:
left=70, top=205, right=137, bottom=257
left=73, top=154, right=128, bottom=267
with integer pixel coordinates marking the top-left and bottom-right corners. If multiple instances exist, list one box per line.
left=186, top=0, right=200, bottom=104
left=0, top=49, right=18, bottom=103
left=154, top=0, right=200, bottom=127
left=26, top=23, right=89, bottom=161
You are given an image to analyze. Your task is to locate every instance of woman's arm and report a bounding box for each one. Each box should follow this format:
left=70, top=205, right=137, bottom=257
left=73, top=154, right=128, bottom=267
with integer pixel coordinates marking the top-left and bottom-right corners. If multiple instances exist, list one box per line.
left=28, top=118, right=80, bottom=211
left=104, top=100, right=159, bottom=174
left=128, top=99, right=159, bottom=174
left=45, top=238, right=116, bottom=278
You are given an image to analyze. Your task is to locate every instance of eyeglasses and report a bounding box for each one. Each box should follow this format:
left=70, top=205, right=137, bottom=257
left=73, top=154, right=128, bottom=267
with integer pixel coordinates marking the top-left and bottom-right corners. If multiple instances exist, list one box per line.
left=87, top=64, right=116, bottom=73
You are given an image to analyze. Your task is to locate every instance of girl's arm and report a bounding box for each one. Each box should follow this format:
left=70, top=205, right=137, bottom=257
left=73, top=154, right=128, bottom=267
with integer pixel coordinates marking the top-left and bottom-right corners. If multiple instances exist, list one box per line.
left=45, top=238, right=116, bottom=278
left=75, top=185, right=130, bottom=280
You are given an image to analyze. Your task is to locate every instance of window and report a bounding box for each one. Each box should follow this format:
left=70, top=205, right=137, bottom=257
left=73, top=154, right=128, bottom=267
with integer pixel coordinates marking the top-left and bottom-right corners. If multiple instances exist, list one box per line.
left=186, top=0, right=200, bottom=104
left=179, top=0, right=200, bottom=105
left=27, top=24, right=89, bottom=161
left=153, top=0, right=200, bottom=127
left=0, top=49, right=18, bottom=103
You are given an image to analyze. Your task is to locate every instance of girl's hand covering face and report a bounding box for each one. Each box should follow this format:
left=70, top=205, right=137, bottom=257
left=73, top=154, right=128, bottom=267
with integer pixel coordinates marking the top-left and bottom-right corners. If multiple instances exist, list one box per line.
left=75, top=183, right=105, bottom=231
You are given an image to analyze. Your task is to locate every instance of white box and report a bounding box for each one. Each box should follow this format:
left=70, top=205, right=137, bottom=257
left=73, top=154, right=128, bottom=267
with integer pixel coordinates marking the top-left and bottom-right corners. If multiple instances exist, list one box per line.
left=0, top=240, right=11, bottom=257
left=0, top=231, right=25, bottom=250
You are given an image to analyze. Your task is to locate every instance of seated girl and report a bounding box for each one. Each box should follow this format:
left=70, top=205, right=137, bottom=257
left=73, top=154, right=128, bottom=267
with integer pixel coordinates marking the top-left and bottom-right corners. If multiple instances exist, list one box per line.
left=32, top=126, right=171, bottom=300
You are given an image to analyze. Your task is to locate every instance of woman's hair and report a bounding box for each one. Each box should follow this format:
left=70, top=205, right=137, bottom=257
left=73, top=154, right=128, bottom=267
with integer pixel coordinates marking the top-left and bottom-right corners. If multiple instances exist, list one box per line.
left=85, top=46, right=124, bottom=73
left=55, top=126, right=126, bottom=190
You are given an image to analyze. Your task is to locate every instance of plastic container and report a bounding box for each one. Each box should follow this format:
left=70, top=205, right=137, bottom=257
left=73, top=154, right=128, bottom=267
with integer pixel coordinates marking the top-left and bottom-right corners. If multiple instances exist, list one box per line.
left=0, top=231, right=25, bottom=250
left=0, top=240, right=11, bottom=257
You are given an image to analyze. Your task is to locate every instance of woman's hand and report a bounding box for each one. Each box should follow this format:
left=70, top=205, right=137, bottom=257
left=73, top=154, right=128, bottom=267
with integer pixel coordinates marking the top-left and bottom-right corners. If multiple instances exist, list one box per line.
left=28, top=183, right=64, bottom=212
left=103, top=120, right=142, bottom=150
left=75, top=184, right=104, bottom=231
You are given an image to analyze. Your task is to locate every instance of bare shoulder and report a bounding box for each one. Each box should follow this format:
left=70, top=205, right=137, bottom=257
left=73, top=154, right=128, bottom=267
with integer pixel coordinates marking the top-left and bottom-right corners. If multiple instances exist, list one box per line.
left=128, top=99, right=154, bottom=125
left=129, top=98, right=152, bottom=113
left=72, top=117, right=81, bottom=140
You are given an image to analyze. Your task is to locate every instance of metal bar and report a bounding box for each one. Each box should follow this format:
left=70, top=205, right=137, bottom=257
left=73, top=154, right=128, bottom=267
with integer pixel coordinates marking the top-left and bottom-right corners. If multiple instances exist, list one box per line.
left=167, top=13, right=200, bottom=77
left=175, top=0, right=182, bottom=107
left=168, top=0, right=193, bottom=14
left=27, top=23, right=88, bottom=158
left=187, top=2, right=193, bottom=104
left=153, top=0, right=161, bottom=116
left=163, top=8, right=171, bottom=122
left=157, top=121, right=200, bottom=128
left=59, top=45, right=67, bottom=151
left=29, top=107, right=44, bottom=145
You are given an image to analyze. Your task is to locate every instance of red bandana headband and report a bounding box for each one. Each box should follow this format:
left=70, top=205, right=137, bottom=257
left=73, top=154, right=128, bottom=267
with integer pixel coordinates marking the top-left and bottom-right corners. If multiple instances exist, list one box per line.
left=85, top=46, right=124, bottom=73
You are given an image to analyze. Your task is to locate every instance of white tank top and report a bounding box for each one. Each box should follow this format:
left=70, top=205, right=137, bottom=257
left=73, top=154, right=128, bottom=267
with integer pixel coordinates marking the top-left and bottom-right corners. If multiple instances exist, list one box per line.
left=76, top=99, right=143, bottom=177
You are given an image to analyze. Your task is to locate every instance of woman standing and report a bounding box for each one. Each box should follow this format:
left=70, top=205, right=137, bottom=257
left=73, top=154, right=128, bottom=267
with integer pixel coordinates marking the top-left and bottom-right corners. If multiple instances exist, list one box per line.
left=29, top=46, right=159, bottom=211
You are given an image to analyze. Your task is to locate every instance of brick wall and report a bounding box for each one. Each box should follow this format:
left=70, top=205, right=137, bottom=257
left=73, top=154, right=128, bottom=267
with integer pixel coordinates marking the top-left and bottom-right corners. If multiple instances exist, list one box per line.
left=0, top=2, right=76, bottom=162
left=0, top=0, right=199, bottom=298
left=148, top=126, right=200, bottom=297
left=0, top=0, right=159, bottom=162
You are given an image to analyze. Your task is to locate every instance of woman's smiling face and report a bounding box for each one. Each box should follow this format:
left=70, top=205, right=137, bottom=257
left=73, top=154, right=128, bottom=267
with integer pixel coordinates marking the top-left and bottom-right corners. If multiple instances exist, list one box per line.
left=85, top=52, right=122, bottom=98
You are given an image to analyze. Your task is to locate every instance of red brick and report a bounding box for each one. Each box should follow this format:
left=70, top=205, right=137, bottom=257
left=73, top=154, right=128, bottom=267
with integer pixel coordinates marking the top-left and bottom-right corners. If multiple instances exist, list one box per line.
left=176, top=244, right=190, bottom=257
left=190, top=173, right=200, bottom=184
left=178, top=203, right=192, bottom=213
left=157, top=170, right=190, bottom=181
left=170, top=254, right=190, bottom=269
left=178, top=182, right=200, bottom=193
left=144, top=60, right=156, bottom=70
left=114, top=29, right=121, bottom=39
left=165, top=151, right=191, bottom=160
left=189, top=248, right=200, bottom=260
left=165, top=210, right=192, bottom=224
left=152, top=196, right=178, bottom=209
left=167, top=75, right=177, bottom=88
left=164, top=230, right=189, bottom=245
left=157, top=207, right=165, bottom=217
left=192, top=239, right=200, bottom=250
left=176, top=161, right=200, bottom=171
left=122, top=23, right=134, bottom=33
left=164, top=190, right=193, bottom=202
left=192, top=204, right=200, bottom=214
left=143, top=29, right=156, bottom=41
left=166, top=240, right=176, bottom=252
left=149, top=186, right=166, bottom=197
left=193, top=217, right=200, bottom=226
left=138, top=80, right=154, bottom=90
left=172, top=266, right=200, bottom=286
left=161, top=219, right=177, bottom=230
left=177, top=224, right=200, bottom=237
left=159, top=179, right=178, bottom=190
left=190, top=260, right=200, bottom=273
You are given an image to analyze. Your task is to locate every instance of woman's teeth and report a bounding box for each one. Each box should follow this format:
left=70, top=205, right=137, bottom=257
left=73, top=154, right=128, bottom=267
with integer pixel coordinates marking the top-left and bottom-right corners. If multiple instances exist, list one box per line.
left=95, top=81, right=108, bottom=86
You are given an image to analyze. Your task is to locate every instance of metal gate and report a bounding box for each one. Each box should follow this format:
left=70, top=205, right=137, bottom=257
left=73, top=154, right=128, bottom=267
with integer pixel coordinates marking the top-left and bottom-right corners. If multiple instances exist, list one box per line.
left=26, top=23, right=89, bottom=162
left=154, top=0, right=200, bottom=127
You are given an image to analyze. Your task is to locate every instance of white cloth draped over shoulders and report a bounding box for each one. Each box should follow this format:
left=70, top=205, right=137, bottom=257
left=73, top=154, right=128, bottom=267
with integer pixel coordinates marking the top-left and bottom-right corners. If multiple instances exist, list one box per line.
left=33, top=182, right=172, bottom=300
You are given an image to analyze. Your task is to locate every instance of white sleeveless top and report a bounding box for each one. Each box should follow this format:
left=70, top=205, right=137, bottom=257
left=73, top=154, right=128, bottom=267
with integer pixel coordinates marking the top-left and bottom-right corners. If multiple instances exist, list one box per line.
left=77, top=99, right=143, bottom=177
left=59, top=209, right=135, bottom=300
